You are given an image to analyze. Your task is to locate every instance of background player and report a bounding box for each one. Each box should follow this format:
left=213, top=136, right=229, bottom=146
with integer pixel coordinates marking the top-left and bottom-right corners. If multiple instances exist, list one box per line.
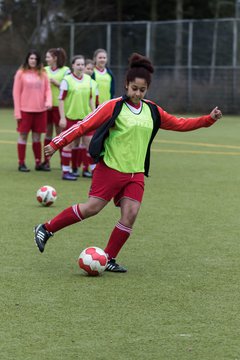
left=42, top=47, right=70, bottom=170
left=92, top=48, right=115, bottom=104
left=58, top=55, right=95, bottom=180
left=13, top=49, right=52, bottom=172
left=75, top=59, right=99, bottom=177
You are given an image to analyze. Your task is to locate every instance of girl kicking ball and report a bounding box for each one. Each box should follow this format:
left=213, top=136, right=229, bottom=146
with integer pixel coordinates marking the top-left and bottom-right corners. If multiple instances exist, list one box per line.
left=34, top=53, right=222, bottom=272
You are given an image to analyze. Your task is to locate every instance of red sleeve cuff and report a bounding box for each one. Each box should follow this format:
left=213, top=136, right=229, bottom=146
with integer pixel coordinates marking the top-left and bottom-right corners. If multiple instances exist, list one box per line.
left=206, top=114, right=216, bottom=124
left=49, top=141, right=59, bottom=150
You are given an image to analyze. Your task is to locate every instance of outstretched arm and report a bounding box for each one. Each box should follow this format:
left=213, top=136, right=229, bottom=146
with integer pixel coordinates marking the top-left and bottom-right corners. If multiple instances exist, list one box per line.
left=44, top=98, right=121, bottom=158
left=159, top=106, right=222, bottom=131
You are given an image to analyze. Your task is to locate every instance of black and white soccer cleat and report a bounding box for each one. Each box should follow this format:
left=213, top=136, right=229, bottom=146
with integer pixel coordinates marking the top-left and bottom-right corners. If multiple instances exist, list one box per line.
left=105, top=258, right=127, bottom=273
left=34, top=224, right=53, bottom=253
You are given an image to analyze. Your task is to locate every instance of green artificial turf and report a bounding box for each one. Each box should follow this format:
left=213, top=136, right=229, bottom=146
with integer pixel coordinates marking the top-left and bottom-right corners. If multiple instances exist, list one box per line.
left=1, top=108, right=240, bottom=359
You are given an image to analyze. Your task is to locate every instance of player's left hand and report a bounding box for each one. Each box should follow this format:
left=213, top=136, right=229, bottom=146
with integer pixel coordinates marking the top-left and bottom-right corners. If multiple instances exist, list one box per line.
left=210, top=106, right=222, bottom=120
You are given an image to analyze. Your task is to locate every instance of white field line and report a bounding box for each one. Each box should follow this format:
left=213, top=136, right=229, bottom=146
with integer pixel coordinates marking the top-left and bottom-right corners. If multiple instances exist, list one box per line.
left=151, top=148, right=240, bottom=156
left=155, top=139, right=240, bottom=150
left=1, top=131, right=240, bottom=156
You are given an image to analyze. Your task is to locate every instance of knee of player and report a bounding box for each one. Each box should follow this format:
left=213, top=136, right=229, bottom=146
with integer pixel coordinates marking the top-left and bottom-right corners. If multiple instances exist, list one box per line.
left=121, top=210, right=139, bottom=227
left=81, top=201, right=104, bottom=218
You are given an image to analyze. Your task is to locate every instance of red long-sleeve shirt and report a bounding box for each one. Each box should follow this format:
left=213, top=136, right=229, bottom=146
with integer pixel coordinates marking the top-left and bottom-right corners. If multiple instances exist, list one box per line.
left=49, top=97, right=216, bottom=151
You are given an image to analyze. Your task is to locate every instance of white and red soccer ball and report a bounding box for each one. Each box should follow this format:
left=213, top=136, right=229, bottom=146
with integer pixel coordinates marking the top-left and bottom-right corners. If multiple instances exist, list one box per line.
left=78, top=247, right=108, bottom=276
left=36, top=185, right=57, bottom=207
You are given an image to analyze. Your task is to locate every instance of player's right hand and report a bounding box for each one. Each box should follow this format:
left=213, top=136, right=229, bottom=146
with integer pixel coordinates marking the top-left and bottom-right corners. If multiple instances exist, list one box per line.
left=44, top=145, right=56, bottom=158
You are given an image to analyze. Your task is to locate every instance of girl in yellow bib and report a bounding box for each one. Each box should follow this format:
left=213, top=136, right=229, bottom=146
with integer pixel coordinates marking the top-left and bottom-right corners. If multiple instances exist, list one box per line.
left=75, top=59, right=99, bottom=178
left=58, top=55, right=95, bottom=180
left=43, top=48, right=70, bottom=170
left=35, top=53, right=222, bottom=273
left=92, top=48, right=115, bottom=104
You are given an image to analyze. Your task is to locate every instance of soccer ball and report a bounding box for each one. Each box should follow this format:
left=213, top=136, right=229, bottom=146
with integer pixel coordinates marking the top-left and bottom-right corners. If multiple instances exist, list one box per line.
left=78, top=247, right=108, bottom=276
left=36, top=185, right=57, bottom=207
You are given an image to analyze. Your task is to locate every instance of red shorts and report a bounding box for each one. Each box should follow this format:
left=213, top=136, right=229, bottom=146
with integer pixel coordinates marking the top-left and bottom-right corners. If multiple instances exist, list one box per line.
left=17, top=111, right=47, bottom=133
left=47, top=107, right=60, bottom=126
left=66, top=118, right=79, bottom=130
left=89, top=160, right=145, bottom=207
left=65, top=118, right=95, bottom=136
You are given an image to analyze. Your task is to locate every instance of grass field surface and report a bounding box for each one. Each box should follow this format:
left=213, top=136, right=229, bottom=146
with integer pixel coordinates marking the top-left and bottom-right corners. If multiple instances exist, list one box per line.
left=1, top=108, right=240, bottom=360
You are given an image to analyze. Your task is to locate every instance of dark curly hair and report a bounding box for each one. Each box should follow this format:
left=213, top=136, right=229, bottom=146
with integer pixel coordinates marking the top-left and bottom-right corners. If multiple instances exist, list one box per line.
left=126, top=53, right=154, bottom=87
left=47, top=47, right=67, bottom=68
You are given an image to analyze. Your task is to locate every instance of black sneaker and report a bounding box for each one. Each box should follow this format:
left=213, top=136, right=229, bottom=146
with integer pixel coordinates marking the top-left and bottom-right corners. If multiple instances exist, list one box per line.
left=35, top=163, right=51, bottom=171
left=41, top=161, right=51, bottom=171
left=18, top=163, right=30, bottom=172
left=82, top=170, right=92, bottom=178
left=34, top=224, right=53, bottom=253
left=105, top=258, right=127, bottom=273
